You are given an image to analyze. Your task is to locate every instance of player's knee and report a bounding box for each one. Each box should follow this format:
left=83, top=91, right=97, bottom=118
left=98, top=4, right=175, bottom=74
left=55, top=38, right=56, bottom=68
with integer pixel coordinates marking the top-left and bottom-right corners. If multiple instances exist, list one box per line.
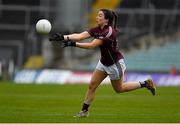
left=88, top=85, right=96, bottom=92
left=88, top=82, right=97, bottom=92
left=113, top=86, right=124, bottom=93
left=114, top=89, right=123, bottom=93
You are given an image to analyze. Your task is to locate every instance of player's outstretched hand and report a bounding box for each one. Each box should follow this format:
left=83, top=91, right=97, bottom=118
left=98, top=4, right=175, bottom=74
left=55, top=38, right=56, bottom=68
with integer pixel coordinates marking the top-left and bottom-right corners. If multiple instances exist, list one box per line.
left=49, top=33, right=64, bottom=41
left=62, top=40, right=76, bottom=48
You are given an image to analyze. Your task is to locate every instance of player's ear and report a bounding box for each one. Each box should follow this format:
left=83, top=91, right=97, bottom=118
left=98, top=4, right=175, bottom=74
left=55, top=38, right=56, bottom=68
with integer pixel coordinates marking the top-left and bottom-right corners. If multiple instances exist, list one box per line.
left=104, top=18, right=108, bottom=24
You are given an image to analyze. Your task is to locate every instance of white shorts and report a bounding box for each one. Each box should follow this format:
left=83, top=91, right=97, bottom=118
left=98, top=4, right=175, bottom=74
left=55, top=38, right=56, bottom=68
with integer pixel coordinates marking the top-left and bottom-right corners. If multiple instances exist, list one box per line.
left=96, top=59, right=126, bottom=80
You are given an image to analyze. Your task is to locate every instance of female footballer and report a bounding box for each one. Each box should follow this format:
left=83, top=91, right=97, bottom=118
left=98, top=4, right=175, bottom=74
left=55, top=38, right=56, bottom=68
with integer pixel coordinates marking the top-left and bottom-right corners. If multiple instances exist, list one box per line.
left=49, top=9, right=156, bottom=118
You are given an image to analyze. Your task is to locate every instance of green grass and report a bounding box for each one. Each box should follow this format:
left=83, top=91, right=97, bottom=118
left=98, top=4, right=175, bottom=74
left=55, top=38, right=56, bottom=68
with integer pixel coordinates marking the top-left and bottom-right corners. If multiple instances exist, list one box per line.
left=0, top=81, right=180, bottom=123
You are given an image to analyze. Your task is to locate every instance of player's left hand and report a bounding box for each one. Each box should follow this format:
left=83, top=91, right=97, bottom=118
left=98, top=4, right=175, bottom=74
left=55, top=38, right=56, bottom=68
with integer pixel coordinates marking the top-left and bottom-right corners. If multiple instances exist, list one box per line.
left=49, top=33, right=64, bottom=41
left=62, top=40, right=76, bottom=48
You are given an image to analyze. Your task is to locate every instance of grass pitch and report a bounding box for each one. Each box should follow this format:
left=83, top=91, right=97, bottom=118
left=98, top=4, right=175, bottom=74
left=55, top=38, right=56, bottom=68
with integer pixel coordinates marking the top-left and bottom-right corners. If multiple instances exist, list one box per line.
left=0, top=81, right=180, bottom=123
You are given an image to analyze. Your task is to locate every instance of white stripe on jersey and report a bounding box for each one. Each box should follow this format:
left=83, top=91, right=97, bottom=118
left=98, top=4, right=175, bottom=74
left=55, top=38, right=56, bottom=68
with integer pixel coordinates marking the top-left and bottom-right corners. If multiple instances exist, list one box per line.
left=105, top=26, right=112, bottom=38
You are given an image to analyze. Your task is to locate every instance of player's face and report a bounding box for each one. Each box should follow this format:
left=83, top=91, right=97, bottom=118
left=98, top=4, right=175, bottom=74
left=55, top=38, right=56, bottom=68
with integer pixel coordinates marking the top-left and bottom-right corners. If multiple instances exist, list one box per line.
left=96, top=11, right=108, bottom=27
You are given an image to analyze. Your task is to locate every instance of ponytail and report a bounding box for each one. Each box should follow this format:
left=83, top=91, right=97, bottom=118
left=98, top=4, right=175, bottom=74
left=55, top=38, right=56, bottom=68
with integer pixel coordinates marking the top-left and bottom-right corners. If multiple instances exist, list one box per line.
left=112, top=11, right=118, bottom=29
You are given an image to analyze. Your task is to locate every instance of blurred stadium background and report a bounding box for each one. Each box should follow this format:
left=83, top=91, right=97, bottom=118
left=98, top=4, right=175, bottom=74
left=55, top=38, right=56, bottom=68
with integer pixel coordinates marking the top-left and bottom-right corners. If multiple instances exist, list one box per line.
left=1, top=0, right=180, bottom=123
left=0, top=0, right=180, bottom=85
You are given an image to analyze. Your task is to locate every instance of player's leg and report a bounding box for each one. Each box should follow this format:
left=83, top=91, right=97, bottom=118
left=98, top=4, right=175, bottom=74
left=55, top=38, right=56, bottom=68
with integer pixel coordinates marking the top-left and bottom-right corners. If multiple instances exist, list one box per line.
left=110, top=59, right=156, bottom=95
left=111, top=77, right=156, bottom=95
left=111, top=75, right=141, bottom=93
left=83, top=69, right=107, bottom=109
left=74, top=69, right=107, bottom=117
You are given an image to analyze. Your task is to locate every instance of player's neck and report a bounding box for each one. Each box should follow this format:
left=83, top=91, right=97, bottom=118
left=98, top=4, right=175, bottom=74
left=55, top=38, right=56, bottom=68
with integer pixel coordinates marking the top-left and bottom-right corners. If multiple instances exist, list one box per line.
left=100, top=23, right=108, bottom=29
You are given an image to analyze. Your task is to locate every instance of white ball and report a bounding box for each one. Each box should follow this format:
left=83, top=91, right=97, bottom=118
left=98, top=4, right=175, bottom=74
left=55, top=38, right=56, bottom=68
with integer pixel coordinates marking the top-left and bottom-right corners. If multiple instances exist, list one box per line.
left=36, top=19, right=52, bottom=34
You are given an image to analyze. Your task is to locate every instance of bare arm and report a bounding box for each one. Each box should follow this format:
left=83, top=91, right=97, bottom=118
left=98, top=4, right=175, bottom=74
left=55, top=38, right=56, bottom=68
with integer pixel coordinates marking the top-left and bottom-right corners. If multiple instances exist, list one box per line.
left=64, top=31, right=91, bottom=41
left=76, top=39, right=103, bottom=49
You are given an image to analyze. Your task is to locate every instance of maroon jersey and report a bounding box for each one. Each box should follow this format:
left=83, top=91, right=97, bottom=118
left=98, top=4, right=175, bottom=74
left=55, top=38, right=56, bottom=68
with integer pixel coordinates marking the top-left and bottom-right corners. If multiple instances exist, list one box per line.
left=88, top=25, right=124, bottom=66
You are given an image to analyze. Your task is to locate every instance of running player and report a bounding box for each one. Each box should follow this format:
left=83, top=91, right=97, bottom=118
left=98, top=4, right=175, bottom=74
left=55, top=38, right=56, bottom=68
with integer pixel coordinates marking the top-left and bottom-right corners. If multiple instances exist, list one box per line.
left=49, top=9, right=156, bottom=118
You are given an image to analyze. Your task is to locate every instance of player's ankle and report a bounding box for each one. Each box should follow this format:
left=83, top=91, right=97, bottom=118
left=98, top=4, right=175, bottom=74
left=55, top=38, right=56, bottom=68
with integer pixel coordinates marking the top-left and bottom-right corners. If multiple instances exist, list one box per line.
left=139, top=81, right=146, bottom=88
left=81, top=103, right=90, bottom=112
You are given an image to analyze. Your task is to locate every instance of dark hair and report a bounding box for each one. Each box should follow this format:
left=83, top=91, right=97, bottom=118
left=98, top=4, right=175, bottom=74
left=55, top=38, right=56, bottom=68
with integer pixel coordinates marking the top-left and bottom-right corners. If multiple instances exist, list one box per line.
left=100, top=9, right=118, bottom=29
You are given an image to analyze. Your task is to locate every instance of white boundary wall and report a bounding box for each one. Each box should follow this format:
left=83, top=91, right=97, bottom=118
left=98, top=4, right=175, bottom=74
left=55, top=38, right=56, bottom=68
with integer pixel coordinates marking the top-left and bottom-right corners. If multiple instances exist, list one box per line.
left=14, top=69, right=180, bottom=86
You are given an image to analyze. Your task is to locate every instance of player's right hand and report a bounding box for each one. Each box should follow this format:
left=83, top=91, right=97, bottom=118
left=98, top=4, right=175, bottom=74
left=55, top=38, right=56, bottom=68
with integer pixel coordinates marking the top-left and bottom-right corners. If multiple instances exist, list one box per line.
left=62, top=40, right=76, bottom=48
left=49, top=33, right=64, bottom=41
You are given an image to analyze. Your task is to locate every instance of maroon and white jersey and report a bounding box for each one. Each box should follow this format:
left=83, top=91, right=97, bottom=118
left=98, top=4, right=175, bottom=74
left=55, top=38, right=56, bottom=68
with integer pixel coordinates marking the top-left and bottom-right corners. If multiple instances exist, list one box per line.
left=88, top=25, right=124, bottom=66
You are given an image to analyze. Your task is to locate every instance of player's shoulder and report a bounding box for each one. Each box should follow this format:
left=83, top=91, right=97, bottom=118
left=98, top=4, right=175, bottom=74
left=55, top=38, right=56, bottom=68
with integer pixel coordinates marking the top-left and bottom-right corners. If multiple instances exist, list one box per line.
left=88, top=26, right=100, bottom=32
left=87, top=26, right=100, bottom=37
